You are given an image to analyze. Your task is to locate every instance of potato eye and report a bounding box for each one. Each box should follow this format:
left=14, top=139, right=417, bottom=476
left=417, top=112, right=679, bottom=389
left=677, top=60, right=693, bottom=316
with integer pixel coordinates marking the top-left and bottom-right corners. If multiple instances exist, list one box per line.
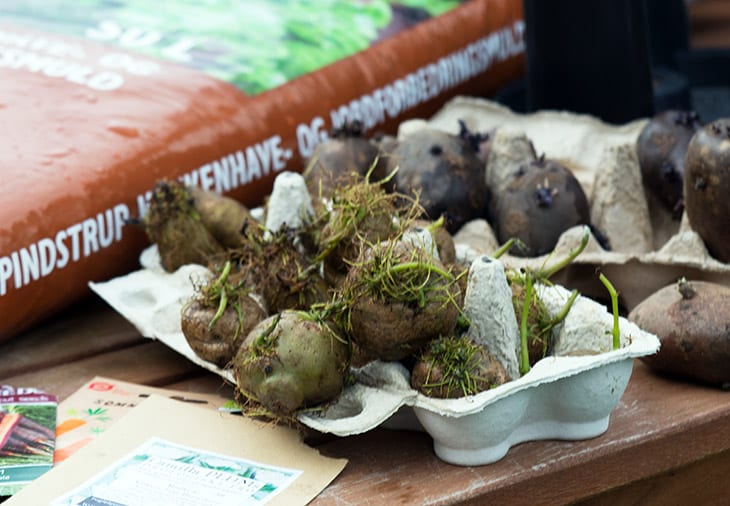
left=660, top=161, right=679, bottom=183
left=535, top=187, right=554, bottom=208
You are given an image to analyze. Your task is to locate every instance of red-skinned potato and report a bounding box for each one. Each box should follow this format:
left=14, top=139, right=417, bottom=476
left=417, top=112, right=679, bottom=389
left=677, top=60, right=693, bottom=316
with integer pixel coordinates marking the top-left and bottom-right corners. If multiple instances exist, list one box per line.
left=628, top=279, right=730, bottom=388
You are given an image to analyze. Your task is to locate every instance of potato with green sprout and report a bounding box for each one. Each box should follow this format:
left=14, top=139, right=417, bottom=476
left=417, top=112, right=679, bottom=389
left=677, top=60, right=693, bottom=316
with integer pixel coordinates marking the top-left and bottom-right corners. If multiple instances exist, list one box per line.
left=342, top=238, right=463, bottom=362
left=233, top=309, right=350, bottom=418
left=411, top=335, right=508, bottom=398
left=181, top=261, right=267, bottom=367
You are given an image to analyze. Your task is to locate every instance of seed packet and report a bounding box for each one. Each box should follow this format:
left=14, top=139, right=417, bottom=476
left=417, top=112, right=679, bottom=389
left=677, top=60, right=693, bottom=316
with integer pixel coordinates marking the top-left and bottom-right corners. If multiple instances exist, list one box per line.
left=0, top=385, right=58, bottom=497
left=54, top=376, right=231, bottom=464
left=7, top=395, right=346, bottom=506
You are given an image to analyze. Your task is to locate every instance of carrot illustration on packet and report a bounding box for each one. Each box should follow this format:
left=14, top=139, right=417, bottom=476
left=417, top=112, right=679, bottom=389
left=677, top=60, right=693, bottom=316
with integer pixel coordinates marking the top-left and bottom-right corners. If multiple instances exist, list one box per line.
left=55, top=407, right=111, bottom=436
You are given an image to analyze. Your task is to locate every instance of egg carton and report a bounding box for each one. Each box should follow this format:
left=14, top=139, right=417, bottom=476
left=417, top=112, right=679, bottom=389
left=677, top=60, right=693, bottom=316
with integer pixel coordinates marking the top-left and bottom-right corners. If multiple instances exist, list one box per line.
left=90, top=242, right=659, bottom=466
left=302, top=347, right=645, bottom=466
left=419, top=97, right=730, bottom=311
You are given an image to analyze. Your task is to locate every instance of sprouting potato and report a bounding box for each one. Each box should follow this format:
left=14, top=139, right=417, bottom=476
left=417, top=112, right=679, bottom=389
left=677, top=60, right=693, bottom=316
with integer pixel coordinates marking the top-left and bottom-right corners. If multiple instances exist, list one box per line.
left=315, top=175, right=405, bottom=285
left=233, top=310, right=350, bottom=418
left=139, top=179, right=225, bottom=272
left=342, top=239, right=463, bottom=362
left=411, top=335, right=508, bottom=398
left=181, top=260, right=267, bottom=367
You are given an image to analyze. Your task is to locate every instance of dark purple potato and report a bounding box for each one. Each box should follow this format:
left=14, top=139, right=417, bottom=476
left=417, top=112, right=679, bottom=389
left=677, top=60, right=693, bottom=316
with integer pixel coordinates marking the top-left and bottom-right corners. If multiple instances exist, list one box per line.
left=637, top=110, right=702, bottom=218
left=684, top=118, right=730, bottom=263
left=304, top=120, right=387, bottom=201
left=495, top=157, right=591, bottom=257
left=387, top=128, right=490, bottom=234
left=343, top=240, right=462, bottom=362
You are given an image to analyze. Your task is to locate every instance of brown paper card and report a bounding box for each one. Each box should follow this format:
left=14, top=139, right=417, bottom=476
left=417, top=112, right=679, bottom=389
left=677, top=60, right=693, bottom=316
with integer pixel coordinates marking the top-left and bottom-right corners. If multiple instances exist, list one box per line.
left=6, top=395, right=347, bottom=506
left=54, top=376, right=232, bottom=463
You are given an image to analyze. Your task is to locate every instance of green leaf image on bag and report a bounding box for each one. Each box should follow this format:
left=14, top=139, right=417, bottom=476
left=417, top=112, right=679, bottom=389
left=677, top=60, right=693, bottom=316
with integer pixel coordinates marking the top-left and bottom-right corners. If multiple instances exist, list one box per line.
left=0, top=0, right=462, bottom=94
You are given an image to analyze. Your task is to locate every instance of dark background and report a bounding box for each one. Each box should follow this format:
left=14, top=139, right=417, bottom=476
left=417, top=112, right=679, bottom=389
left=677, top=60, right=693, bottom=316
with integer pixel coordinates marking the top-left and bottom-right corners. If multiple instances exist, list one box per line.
left=494, top=0, right=730, bottom=124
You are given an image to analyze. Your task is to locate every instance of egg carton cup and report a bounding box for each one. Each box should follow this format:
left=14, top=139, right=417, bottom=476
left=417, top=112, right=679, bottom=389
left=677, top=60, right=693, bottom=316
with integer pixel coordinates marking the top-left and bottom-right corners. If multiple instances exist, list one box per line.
left=90, top=245, right=659, bottom=466
left=417, top=97, right=730, bottom=311
left=302, top=339, right=653, bottom=467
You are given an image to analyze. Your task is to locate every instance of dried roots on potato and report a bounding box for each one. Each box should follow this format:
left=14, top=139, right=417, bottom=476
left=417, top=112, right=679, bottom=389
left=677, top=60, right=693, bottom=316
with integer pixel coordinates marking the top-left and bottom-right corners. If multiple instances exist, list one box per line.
left=342, top=239, right=464, bottom=362
left=181, top=260, right=267, bottom=367
left=411, top=335, right=509, bottom=398
left=316, top=176, right=414, bottom=285
left=139, top=179, right=225, bottom=271
left=255, top=228, right=330, bottom=314
left=233, top=309, right=351, bottom=419
left=226, top=224, right=329, bottom=314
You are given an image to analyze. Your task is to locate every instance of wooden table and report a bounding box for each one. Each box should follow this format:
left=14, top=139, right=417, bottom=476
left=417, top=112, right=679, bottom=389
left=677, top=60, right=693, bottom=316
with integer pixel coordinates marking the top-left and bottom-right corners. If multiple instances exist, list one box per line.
left=1, top=293, right=728, bottom=505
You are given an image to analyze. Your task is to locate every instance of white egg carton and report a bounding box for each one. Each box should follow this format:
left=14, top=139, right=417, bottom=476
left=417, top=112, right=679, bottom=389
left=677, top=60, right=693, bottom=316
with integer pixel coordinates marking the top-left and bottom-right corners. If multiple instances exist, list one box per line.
left=297, top=282, right=658, bottom=466
left=90, top=244, right=659, bottom=466
left=301, top=346, right=646, bottom=466
left=416, top=358, right=636, bottom=466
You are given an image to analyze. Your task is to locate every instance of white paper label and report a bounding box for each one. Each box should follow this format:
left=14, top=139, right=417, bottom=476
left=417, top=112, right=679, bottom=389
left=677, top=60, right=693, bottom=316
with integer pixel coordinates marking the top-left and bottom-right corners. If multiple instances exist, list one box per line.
left=51, top=437, right=303, bottom=506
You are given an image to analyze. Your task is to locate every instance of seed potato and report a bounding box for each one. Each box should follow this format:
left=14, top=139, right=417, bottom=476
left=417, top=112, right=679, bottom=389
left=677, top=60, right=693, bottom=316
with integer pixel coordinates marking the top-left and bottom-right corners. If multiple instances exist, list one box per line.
left=636, top=110, right=701, bottom=218
left=495, top=157, right=592, bottom=257
left=628, top=279, right=730, bottom=388
left=683, top=118, right=730, bottom=263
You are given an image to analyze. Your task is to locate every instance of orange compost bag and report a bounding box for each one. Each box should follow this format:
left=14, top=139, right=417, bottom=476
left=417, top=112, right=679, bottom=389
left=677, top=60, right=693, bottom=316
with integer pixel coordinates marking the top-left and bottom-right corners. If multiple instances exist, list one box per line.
left=0, top=0, right=524, bottom=341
